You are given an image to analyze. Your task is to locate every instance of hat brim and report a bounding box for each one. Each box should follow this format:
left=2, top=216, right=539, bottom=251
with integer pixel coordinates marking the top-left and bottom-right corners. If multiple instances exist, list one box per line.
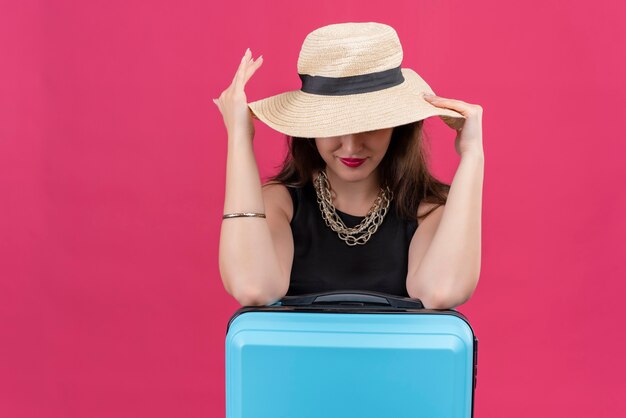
left=247, top=68, right=466, bottom=138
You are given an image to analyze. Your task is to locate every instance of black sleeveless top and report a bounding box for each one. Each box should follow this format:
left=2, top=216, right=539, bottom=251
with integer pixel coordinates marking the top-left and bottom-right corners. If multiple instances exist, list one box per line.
left=285, top=181, right=418, bottom=297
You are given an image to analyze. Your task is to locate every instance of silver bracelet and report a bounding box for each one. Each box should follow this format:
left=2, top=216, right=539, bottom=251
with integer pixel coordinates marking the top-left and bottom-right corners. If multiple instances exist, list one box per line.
left=222, top=212, right=266, bottom=219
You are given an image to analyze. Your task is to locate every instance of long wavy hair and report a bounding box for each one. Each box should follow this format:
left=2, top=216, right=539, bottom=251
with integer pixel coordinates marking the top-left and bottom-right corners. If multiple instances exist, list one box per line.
left=262, top=120, right=450, bottom=224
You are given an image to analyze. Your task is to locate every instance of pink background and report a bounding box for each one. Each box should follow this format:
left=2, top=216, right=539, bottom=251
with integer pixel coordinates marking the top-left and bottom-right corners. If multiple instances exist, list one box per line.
left=2, top=1, right=625, bottom=417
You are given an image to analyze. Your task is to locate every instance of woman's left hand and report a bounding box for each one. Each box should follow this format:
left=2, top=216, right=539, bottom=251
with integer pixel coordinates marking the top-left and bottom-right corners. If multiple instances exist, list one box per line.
left=423, top=93, right=484, bottom=158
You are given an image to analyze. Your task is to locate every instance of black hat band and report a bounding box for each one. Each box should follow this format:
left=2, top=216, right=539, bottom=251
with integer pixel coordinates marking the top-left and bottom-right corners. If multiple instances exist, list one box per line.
left=299, top=66, right=404, bottom=96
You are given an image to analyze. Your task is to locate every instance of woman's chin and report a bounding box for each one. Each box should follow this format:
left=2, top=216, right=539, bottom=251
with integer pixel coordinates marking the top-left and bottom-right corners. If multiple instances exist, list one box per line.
left=330, top=164, right=375, bottom=182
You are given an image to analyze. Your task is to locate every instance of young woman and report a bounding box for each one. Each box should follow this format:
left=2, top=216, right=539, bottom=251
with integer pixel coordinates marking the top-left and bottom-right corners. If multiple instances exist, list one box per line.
left=213, top=22, right=484, bottom=309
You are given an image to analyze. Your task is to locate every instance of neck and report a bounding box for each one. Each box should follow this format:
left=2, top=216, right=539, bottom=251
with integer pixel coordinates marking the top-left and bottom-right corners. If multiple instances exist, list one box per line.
left=321, top=167, right=381, bottom=210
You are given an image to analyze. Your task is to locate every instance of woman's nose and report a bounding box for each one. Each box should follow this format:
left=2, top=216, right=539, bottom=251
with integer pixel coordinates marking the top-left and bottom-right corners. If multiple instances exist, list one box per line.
left=342, top=135, right=364, bottom=152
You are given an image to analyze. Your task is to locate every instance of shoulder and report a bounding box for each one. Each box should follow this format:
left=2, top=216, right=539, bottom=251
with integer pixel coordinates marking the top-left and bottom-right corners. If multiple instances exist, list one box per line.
left=417, top=200, right=442, bottom=216
left=416, top=189, right=448, bottom=219
left=261, top=181, right=295, bottom=223
left=416, top=200, right=445, bottom=226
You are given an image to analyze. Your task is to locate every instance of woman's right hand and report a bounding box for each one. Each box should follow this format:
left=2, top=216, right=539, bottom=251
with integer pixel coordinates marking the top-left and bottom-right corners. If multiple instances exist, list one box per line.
left=213, top=48, right=263, bottom=139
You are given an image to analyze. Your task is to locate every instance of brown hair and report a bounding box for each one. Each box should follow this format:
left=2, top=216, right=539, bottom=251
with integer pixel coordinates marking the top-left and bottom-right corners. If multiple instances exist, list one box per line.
left=262, top=120, right=450, bottom=224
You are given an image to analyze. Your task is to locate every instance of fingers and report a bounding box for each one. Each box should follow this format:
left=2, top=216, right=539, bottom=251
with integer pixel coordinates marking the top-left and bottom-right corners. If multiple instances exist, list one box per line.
left=232, top=48, right=250, bottom=88
left=233, top=48, right=263, bottom=89
left=243, top=54, right=263, bottom=85
left=424, top=94, right=482, bottom=118
left=213, top=48, right=262, bottom=111
left=424, top=94, right=468, bottom=109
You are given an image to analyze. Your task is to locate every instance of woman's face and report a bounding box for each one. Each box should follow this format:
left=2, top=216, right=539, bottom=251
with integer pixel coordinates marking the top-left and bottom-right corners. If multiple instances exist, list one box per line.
left=315, top=127, right=393, bottom=182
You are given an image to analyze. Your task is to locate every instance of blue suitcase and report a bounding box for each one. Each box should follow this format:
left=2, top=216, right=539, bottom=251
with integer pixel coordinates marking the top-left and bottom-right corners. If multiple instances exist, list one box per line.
left=225, top=290, right=478, bottom=418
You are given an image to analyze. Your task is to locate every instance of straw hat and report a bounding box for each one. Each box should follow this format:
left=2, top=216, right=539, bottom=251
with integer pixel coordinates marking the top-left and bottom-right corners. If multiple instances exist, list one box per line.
left=247, top=21, right=466, bottom=138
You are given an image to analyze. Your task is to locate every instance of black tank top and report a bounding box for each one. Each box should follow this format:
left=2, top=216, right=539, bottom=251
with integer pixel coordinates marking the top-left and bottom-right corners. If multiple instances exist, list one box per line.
left=285, top=181, right=418, bottom=297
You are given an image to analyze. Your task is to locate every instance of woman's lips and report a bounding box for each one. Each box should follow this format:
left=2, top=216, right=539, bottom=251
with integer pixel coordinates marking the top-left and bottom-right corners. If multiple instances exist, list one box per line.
left=339, top=157, right=366, bottom=167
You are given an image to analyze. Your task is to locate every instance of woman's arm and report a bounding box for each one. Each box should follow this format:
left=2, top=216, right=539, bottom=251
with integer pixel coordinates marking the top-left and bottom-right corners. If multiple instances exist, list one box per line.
left=406, top=152, right=484, bottom=309
left=407, top=94, right=484, bottom=309
left=219, top=134, right=290, bottom=306
left=215, top=49, right=289, bottom=306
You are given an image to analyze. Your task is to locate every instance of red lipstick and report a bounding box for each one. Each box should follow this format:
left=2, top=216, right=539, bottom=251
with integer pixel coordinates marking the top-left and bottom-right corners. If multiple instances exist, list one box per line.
left=339, top=158, right=366, bottom=167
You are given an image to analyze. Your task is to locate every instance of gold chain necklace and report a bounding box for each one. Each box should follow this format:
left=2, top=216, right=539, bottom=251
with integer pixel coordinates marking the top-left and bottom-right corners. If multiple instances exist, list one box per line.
left=313, top=168, right=393, bottom=246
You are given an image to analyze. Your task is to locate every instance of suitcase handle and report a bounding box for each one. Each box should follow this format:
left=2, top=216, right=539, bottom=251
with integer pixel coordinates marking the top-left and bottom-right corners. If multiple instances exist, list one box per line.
left=277, top=290, right=424, bottom=309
